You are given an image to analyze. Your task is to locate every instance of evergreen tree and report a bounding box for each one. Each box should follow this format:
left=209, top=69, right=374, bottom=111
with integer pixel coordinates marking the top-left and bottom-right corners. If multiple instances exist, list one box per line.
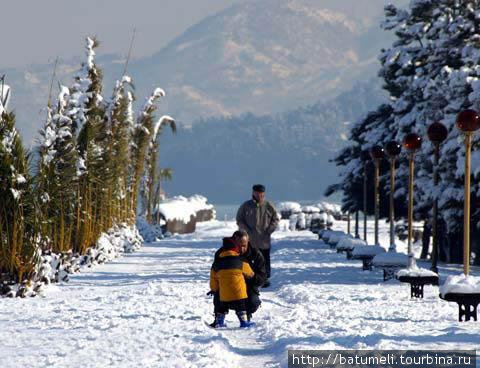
left=331, top=0, right=480, bottom=263
left=326, top=105, right=394, bottom=219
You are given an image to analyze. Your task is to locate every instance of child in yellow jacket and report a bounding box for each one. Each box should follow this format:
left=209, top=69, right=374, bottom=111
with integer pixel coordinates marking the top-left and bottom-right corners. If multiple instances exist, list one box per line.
left=209, top=237, right=255, bottom=328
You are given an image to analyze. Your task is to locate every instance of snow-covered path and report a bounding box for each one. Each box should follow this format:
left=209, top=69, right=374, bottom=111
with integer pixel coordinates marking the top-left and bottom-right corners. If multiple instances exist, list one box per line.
left=1, top=220, right=479, bottom=368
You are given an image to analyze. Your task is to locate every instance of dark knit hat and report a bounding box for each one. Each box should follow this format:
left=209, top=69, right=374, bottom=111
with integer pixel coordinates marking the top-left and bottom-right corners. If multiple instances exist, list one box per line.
left=252, top=184, right=265, bottom=192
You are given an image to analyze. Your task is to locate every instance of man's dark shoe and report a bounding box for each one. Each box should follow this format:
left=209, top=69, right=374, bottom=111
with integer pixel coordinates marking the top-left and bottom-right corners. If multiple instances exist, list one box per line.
left=247, top=312, right=252, bottom=322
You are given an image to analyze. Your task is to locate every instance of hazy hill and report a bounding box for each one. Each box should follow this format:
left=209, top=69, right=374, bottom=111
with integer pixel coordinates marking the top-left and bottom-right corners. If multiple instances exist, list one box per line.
left=1, top=0, right=405, bottom=201
left=4, top=0, right=405, bottom=145
left=159, top=79, right=386, bottom=202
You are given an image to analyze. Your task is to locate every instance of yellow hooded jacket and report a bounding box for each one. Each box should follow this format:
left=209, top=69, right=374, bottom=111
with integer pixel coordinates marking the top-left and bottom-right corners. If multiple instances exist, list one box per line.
left=210, top=250, right=254, bottom=302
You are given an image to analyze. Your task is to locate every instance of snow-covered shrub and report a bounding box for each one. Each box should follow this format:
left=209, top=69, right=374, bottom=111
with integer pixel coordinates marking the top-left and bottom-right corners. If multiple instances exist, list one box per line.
left=288, top=214, right=298, bottom=231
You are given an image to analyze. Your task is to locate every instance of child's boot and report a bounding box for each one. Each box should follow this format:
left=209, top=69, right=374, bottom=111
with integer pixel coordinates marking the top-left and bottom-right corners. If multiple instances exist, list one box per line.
left=237, top=311, right=255, bottom=328
left=209, top=313, right=226, bottom=328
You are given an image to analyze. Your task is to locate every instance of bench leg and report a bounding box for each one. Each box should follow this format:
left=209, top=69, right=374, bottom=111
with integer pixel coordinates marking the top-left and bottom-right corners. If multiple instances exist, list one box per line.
left=362, top=259, right=372, bottom=271
left=410, top=283, right=424, bottom=298
left=383, top=268, right=396, bottom=281
left=458, top=302, right=479, bottom=322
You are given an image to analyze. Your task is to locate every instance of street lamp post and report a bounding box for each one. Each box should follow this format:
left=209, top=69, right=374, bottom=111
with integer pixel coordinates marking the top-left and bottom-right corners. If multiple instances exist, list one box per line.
left=456, top=109, right=480, bottom=276
left=427, top=122, right=448, bottom=273
left=402, top=133, right=422, bottom=268
left=370, top=146, right=385, bottom=246
left=347, top=211, right=351, bottom=235
left=361, top=150, right=371, bottom=242
left=385, top=141, right=402, bottom=252
left=355, top=211, right=360, bottom=238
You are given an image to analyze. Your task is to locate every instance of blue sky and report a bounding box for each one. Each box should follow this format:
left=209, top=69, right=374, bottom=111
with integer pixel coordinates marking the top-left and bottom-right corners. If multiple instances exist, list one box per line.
left=1, top=0, right=237, bottom=68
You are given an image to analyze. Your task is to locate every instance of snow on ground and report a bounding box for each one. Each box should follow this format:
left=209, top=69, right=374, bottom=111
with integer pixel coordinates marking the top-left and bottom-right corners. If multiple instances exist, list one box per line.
left=1, top=219, right=479, bottom=367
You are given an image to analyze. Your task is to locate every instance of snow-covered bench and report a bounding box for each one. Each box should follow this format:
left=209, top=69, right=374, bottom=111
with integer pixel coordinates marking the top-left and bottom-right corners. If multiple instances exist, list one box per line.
left=336, top=237, right=367, bottom=259
left=328, top=232, right=350, bottom=249
left=372, top=252, right=409, bottom=281
left=352, top=245, right=386, bottom=270
left=440, top=274, right=480, bottom=320
left=320, top=230, right=347, bottom=249
left=320, top=229, right=335, bottom=242
left=397, top=266, right=439, bottom=298
left=440, top=274, right=480, bottom=322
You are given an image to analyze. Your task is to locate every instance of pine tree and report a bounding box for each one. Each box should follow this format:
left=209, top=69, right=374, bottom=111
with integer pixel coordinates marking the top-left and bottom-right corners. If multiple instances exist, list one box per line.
left=325, top=105, right=394, bottom=219
left=331, top=0, right=480, bottom=263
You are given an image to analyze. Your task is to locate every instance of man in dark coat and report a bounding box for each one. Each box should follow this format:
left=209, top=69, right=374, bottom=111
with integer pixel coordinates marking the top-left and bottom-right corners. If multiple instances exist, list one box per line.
left=210, top=230, right=266, bottom=324
left=236, top=184, right=279, bottom=287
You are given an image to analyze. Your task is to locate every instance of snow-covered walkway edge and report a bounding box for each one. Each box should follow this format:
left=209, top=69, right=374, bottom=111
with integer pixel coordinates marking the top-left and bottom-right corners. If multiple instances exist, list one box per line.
left=1, top=224, right=143, bottom=298
left=1, top=220, right=479, bottom=368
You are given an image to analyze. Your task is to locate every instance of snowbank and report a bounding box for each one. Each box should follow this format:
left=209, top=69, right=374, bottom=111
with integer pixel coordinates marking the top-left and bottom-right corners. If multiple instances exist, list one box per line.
left=337, top=237, right=367, bottom=251
left=137, top=217, right=165, bottom=242
left=440, top=274, right=480, bottom=297
left=352, top=245, right=386, bottom=257
left=2, top=224, right=143, bottom=298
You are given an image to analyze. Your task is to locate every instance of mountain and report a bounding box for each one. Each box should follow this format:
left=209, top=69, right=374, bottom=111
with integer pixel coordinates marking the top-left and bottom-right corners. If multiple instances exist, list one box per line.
left=158, top=78, right=387, bottom=203
left=2, top=0, right=405, bottom=202
left=2, top=54, right=124, bottom=145
left=133, top=0, right=401, bottom=124
left=3, top=0, right=406, bottom=145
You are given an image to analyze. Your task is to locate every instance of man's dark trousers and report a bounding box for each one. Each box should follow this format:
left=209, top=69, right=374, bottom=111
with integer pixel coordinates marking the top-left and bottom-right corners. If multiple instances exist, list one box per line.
left=259, top=248, right=271, bottom=279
